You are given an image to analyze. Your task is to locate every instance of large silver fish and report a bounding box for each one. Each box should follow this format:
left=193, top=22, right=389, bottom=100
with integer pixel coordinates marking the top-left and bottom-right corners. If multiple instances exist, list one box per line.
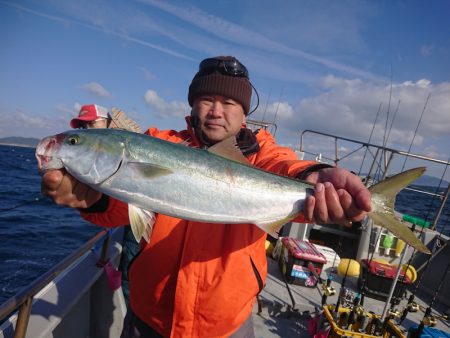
left=35, top=129, right=430, bottom=253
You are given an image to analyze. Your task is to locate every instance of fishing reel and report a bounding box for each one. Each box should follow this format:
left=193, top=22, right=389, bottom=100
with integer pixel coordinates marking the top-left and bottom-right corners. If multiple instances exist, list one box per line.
left=387, top=308, right=401, bottom=319
left=407, top=301, right=420, bottom=313
left=339, top=287, right=356, bottom=308
left=353, top=304, right=365, bottom=317
left=422, top=315, right=437, bottom=327
left=321, top=281, right=336, bottom=297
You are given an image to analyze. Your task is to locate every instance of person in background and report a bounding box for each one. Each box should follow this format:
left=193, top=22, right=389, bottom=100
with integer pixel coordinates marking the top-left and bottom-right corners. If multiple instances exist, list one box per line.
left=42, top=56, right=371, bottom=338
left=70, top=103, right=141, bottom=309
left=70, top=104, right=111, bottom=129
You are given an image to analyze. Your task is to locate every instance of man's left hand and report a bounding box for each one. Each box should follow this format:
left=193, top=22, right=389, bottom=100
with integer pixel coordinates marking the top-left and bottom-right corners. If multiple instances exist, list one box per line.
left=303, top=167, right=371, bottom=226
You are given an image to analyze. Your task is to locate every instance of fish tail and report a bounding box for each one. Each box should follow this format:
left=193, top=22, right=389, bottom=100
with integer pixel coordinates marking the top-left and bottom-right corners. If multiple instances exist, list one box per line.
left=368, top=167, right=430, bottom=254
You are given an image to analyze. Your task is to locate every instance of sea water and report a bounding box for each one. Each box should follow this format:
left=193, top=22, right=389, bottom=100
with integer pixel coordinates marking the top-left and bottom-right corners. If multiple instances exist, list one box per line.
left=0, top=145, right=97, bottom=304
left=0, top=144, right=449, bottom=305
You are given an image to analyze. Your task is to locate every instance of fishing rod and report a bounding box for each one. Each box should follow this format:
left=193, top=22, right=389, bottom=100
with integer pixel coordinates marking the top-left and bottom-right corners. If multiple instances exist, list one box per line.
left=317, top=239, right=341, bottom=307
left=261, top=91, right=271, bottom=123
left=272, top=86, right=284, bottom=126
left=372, top=93, right=435, bottom=328
left=0, top=196, right=46, bottom=212
left=385, top=99, right=401, bottom=145
left=332, top=246, right=354, bottom=326
left=414, top=258, right=450, bottom=336
left=398, top=157, right=449, bottom=324
left=400, top=93, right=430, bottom=171
left=357, top=102, right=382, bottom=178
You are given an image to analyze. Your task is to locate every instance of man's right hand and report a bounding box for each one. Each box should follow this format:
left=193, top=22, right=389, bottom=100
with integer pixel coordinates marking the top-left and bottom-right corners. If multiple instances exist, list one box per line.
left=41, top=169, right=102, bottom=209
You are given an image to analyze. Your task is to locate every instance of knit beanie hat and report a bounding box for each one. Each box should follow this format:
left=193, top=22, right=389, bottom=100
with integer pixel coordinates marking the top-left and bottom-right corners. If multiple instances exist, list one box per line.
left=188, top=56, right=252, bottom=114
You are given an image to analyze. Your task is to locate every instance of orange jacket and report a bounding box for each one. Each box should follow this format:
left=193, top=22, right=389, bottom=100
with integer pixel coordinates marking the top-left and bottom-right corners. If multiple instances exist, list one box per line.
left=82, top=122, right=317, bottom=337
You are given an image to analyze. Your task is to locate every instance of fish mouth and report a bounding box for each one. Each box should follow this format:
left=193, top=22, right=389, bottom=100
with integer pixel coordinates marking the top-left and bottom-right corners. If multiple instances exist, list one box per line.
left=35, top=135, right=64, bottom=174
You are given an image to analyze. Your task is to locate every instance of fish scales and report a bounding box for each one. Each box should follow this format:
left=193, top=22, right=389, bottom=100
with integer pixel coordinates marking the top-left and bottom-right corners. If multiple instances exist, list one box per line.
left=100, top=133, right=307, bottom=224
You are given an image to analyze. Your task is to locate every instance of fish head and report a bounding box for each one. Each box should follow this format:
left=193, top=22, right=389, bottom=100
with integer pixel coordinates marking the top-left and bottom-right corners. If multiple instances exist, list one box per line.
left=36, top=129, right=126, bottom=185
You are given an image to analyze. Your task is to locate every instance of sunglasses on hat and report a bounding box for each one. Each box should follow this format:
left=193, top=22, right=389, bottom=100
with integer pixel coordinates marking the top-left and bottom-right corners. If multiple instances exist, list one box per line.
left=198, top=58, right=249, bottom=78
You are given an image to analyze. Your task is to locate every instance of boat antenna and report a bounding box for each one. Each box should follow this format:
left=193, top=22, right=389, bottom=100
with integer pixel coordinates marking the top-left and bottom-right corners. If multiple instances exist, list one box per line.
left=261, top=91, right=271, bottom=123
left=272, top=86, right=284, bottom=126
left=400, top=93, right=431, bottom=171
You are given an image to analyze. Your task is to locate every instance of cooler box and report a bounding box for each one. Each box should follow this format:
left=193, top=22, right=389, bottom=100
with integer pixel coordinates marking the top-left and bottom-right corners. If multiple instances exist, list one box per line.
left=279, top=238, right=327, bottom=287
left=358, top=259, right=411, bottom=300
left=408, top=325, right=450, bottom=338
left=313, top=244, right=340, bottom=275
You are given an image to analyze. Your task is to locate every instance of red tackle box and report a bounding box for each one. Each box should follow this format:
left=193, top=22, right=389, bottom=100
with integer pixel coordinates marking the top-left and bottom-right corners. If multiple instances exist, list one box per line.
left=279, top=238, right=327, bottom=287
left=358, top=259, right=411, bottom=300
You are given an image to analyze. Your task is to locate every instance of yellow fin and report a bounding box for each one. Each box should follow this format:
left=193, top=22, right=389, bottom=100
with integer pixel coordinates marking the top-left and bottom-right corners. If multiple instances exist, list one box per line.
left=369, top=167, right=426, bottom=210
left=128, top=162, right=173, bottom=179
left=368, top=167, right=430, bottom=254
left=256, top=215, right=298, bottom=238
left=128, top=204, right=155, bottom=243
left=369, top=211, right=430, bottom=254
left=207, top=137, right=249, bottom=164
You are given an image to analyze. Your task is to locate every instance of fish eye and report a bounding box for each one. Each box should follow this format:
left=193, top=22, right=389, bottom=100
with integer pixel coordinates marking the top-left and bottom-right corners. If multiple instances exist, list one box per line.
left=68, top=136, right=80, bottom=145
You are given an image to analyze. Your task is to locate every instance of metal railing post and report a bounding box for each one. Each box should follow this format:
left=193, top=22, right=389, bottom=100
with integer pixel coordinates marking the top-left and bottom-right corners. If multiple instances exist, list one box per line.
left=13, top=297, right=32, bottom=338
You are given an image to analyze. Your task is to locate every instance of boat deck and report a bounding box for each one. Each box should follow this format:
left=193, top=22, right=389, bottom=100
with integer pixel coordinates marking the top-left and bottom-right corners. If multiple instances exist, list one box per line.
left=252, top=256, right=450, bottom=337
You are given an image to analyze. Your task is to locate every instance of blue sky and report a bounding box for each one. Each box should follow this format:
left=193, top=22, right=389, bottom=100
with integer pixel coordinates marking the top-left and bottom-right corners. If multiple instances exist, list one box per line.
left=1, top=0, right=449, bottom=179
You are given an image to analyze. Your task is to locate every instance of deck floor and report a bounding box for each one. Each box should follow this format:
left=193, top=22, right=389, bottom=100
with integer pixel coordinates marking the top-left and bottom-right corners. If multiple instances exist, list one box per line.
left=252, top=257, right=450, bottom=337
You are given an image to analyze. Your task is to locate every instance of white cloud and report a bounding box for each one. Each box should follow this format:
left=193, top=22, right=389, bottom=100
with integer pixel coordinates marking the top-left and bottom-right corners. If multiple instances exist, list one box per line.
left=2, top=1, right=194, bottom=61
left=420, top=44, right=434, bottom=57
left=144, top=90, right=189, bottom=118
left=80, top=82, right=112, bottom=98
left=0, top=109, right=68, bottom=138
left=138, top=0, right=381, bottom=81
left=141, top=67, right=156, bottom=80
left=255, top=77, right=450, bottom=158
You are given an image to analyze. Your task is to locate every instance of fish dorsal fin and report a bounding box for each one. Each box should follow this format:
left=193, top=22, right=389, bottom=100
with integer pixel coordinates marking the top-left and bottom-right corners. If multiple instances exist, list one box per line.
left=128, top=162, right=173, bottom=179
left=178, top=139, right=191, bottom=147
left=207, top=137, right=249, bottom=164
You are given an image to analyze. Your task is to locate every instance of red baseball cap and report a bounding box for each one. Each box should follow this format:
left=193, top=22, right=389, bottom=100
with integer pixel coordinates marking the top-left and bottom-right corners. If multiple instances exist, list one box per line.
left=70, top=104, right=110, bottom=128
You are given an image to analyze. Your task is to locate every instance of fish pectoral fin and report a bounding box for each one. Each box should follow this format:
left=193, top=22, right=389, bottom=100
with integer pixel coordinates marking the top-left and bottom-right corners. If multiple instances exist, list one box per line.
left=128, top=204, right=155, bottom=243
left=369, top=211, right=430, bottom=254
left=128, top=162, right=173, bottom=179
left=256, top=215, right=297, bottom=238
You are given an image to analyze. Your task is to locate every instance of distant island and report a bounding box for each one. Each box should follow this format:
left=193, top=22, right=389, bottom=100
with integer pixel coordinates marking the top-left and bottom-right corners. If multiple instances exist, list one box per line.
left=362, top=171, right=448, bottom=188
left=412, top=175, right=449, bottom=188
left=0, top=136, right=40, bottom=148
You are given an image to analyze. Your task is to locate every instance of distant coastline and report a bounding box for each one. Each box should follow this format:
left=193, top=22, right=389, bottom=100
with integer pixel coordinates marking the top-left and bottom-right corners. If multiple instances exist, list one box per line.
left=0, top=136, right=39, bottom=148
left=0, top=143, right=36, bottom=148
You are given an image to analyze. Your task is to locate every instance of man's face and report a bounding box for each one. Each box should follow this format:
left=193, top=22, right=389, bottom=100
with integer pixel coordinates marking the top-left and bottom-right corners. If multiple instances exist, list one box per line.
left=81, top=118, right=108, bottom=129
left=192, top=95, right=245, bottom=144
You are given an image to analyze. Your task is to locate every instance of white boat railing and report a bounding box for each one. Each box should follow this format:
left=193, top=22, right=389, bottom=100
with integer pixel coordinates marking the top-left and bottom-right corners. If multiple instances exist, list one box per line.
left=299, top=129, right=450, bottom=232
left=0, top=229, right=111, bottom=338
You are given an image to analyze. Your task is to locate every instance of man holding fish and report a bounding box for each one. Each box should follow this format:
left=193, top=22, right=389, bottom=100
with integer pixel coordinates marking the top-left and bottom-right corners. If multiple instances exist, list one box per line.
left=40, top=56, right=372, bottom=338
